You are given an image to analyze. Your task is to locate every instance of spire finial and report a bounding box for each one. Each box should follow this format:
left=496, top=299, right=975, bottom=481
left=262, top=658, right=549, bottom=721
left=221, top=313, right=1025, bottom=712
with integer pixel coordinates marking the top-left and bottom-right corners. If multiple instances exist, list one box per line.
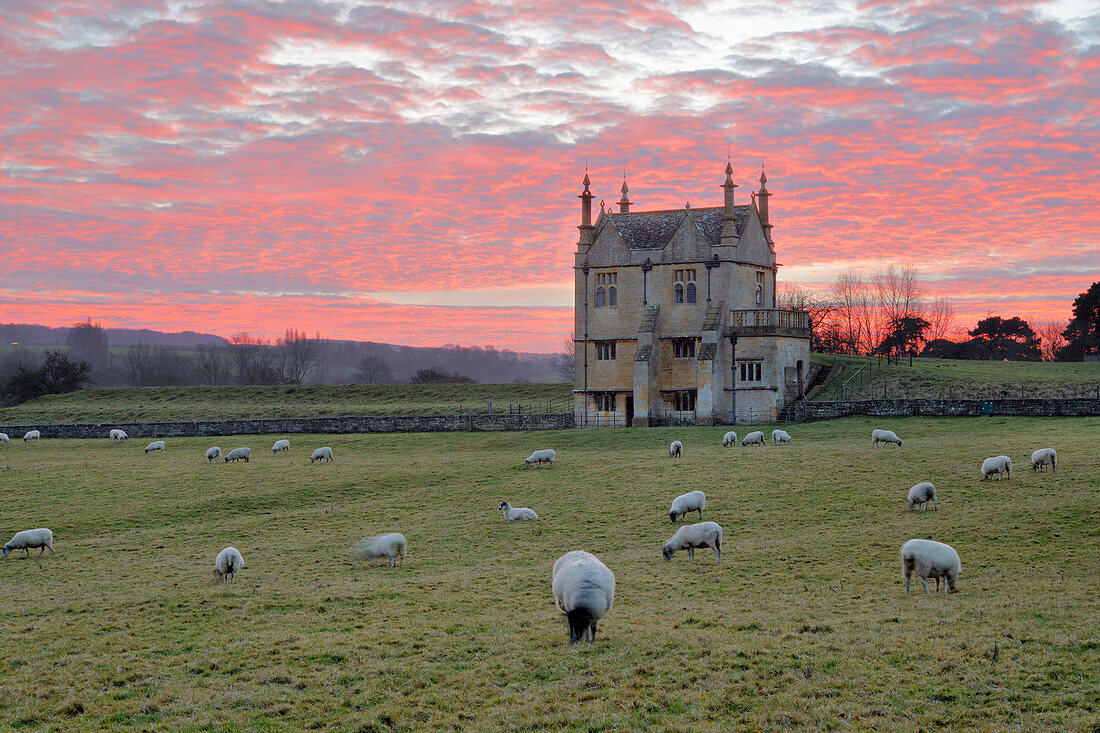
left=617, top=169, right=632, bottom=213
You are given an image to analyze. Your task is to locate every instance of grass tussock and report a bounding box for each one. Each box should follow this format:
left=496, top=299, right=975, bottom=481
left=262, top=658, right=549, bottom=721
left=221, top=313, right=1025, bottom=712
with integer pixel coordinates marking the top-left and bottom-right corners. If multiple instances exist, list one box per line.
left=0, top=416, right=1097, bottom=730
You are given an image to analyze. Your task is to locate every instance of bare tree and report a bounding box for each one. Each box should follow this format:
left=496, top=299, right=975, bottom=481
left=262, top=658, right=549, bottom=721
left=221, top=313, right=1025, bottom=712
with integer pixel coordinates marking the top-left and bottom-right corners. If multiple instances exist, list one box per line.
left=777, top=286, right=838, bottom=352
left=871, top=265, right=924, bottom=352
left=122, top=343, right=195, bottom=386
left=1035, top=319, right=1068, bottom=362
left=924, top=297, right=956, bottom=343
left=65, top=319, right=110, bottom=380
left=195, top=343, right=230, bottom=385
left=228, top=333, right=280, bottom=385
left=832, top=270, right=872, bottom=354
left=278, top=328, right=325, bottom=384
left=354, top=356, right=394, bottom=384
left=552, top=331, right=575, bottom=383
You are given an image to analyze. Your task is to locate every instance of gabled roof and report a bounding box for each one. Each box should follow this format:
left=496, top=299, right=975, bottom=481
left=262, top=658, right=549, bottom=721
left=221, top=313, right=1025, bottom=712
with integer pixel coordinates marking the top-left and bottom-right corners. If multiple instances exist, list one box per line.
left=595, top=205, right=751, bottom=250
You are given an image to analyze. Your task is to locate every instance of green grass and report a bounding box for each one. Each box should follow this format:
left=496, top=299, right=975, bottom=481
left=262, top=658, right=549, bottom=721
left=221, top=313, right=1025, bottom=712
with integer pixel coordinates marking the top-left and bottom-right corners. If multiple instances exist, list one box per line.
left=0, top=383, right=573, bottom=424
left=0, top=417, right=1097, bottom=731
left=812, top=354, right=1100, bottom=400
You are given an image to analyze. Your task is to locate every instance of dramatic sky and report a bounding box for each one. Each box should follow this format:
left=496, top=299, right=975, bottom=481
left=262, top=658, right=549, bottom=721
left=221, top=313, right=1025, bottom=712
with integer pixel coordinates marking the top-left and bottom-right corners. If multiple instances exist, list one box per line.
left=1, top=0, right=1097, bottom=352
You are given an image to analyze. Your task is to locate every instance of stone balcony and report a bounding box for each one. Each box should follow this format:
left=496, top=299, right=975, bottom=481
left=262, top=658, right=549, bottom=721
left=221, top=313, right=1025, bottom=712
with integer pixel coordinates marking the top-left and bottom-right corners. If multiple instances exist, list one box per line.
left=725, top=309, right=811, bottom=338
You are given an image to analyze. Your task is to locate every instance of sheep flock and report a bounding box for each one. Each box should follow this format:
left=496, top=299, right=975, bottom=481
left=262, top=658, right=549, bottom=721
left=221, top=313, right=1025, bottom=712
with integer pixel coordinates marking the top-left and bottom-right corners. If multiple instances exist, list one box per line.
left=0, top=419, right=1076, bottom=653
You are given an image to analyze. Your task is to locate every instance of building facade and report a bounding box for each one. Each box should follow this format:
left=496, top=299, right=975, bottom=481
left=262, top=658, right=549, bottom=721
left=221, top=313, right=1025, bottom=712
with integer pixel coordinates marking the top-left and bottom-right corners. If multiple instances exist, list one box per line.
left=573, top=164, right=811, bottom=426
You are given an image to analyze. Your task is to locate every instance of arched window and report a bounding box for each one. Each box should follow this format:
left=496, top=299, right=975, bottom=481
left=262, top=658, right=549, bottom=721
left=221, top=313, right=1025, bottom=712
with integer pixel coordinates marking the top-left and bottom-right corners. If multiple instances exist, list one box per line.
left=674, top=283, right=684, bottom=303
left=686, top=282, right=697, bottom=303
left=595, top=287, right=606, bottom=307
left=608, top=286, right=617, bottom=306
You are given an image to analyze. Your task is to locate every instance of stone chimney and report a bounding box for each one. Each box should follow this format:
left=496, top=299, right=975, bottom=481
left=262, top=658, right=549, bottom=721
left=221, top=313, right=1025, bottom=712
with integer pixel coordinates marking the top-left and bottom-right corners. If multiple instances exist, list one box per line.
left=578, top=172, right=595, bottom=251
left=757, top=169, right=772, bottom=243
left=719, top=161, right=739, bottom=246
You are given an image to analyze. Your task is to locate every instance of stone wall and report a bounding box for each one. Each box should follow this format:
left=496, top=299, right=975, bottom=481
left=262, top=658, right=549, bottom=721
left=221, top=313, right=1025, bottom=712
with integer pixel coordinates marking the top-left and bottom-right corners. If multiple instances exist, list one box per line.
left=791, top=399, right=1100, bottom=421
left=0, top=413, right=575, bottom=439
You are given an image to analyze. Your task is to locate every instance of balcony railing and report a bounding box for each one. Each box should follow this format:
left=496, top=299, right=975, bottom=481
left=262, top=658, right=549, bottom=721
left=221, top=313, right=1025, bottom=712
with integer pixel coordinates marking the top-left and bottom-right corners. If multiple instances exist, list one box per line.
left=729, top=309, right=810, bottom=330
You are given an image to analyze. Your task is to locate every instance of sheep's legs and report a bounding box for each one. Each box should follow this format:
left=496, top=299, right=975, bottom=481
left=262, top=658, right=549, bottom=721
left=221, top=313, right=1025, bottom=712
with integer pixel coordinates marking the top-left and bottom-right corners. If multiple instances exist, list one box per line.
left=697, top=509, right=703, bottom=520
left=905, top=576, right=911, bottom=596
left=714, top=545, right=721, bottom=563
left=687, top=548, right=694, bottom=562
left=920, top=578, right=930, bottom=594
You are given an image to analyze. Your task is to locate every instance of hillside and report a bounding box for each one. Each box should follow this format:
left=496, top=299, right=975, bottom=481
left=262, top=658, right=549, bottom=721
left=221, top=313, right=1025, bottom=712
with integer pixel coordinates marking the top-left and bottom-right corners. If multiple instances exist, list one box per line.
left=810, top=354, right=1100, bottom=401
left=0, top=383, right=574, bottom=424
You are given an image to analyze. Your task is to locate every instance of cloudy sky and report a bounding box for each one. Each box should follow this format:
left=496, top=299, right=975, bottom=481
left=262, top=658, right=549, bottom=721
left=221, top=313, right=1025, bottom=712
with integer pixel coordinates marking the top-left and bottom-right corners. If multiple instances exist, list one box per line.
left=1, top=0, right=1097, bottom=352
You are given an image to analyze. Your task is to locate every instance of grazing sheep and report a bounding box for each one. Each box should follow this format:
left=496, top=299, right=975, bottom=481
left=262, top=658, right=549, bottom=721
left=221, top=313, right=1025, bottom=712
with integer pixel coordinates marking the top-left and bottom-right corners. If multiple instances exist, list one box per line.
left=0, top=433, right=8, bottom=445
left=900, top=539, right=960, bottom=595
left=524, top=449, right=556, bottom=468
left=772, top=429, right=793, bottom=445
left=214, top=547, right=244, bottom=582
left=310, top=447, right=334, bottom=464
left=981, top=455, right=1011, bottom=481
left=498, top=501, right=538, bottom=521
left=352, top=533, right=407, bottom=567
left=669, top=490, right=706, bottom=523
left=110, top=429, right=128, bottom=442
left=741, top=431, right=765, bottom=447
left=206, top=446, right=222, bottom=463
left=552, top=551, right=615, bottom=644
left=872, top=429, right=902, bottom=447
left=907, top=482, right=937, bottom=511
left=224, top=447, right=251, bottom=463
left=23, top=430, right=41, bottom=442
left=3, top=528, right=54, bottom=558
left=1031, top=448, right=1057, bottom=474
left=144, top=440, right=166, bottom=453
left=722, top=431, right=737, bottom=447
left=272, top=439, right=290, bottom=454
left=663, top=521, right=722, bottom=563
left=669, top=440, right=682, bottom=458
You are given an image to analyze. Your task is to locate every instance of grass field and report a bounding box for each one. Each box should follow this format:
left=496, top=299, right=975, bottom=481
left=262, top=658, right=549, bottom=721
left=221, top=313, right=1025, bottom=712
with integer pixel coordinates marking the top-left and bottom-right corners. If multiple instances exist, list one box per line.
left=1, top=416, right=1097, bottom=731
left=811, top=355, right=1100, bottom=401
left=0, top=383, right=574, bottom=424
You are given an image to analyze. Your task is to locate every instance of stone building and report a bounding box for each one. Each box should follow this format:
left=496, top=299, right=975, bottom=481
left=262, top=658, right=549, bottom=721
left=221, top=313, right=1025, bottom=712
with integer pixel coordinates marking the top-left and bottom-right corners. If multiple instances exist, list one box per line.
left=573, top=164, right=810, bottom=426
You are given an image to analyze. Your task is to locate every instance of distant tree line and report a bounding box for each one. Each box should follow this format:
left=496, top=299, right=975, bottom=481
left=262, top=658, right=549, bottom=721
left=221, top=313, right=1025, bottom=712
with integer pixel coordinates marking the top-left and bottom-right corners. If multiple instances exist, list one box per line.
left=0, top=322, right=558, bottom=405
left=779, top=273, right=1099, bottom=363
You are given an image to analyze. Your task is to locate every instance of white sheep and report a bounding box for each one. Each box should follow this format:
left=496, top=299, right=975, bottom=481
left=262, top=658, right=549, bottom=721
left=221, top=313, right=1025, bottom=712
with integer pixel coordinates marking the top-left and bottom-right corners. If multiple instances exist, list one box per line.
left=109, top=429, right=128, bottom=442
left=552, top=550, right=615, bottom=643
left=3, top=528, right=54, bottom=558
left=272, top=439, right=290, bottom=454
left=900, top=539, right=960, bottom=595
left=206, top=446, right=222, bottom=463
left=907, top=482, right=937, bottom=511
left=352, top=533, right=407, bottom=567
left=524, top=449, right=557, bottom=468
left=663, top=521, right=722, bottom=563
left=0, top=433, right=8, bottom=445
left=741, top=431, right=765, bottom=447
left=669, top=490, right=706, bottom=523
left=144, top=440, right=166, bottom=453
left=310, top=447, right=334, bottom=464
left=722, top=431, right=737, bottom=447
left=224, top=447, right=251, bottom=463
left=498, top=501, right=538, bottom=521
left=669, top=440, right=682, bottom=458
left=23, top=430, right=41, bottom=442
left=214, top=546, right=244, bottom=582
left=981, top=455, right=1011, bottom=480
left=1030, top=448, right=1057, bottom=474
left=772, top=429, right=793, bottom=445
left=872, top=429, right=902, bottom=447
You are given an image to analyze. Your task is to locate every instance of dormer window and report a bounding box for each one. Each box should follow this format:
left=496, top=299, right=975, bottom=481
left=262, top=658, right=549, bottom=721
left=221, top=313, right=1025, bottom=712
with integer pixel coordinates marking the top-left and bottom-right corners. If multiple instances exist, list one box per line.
left=674, top=269, right=696, bottom=304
